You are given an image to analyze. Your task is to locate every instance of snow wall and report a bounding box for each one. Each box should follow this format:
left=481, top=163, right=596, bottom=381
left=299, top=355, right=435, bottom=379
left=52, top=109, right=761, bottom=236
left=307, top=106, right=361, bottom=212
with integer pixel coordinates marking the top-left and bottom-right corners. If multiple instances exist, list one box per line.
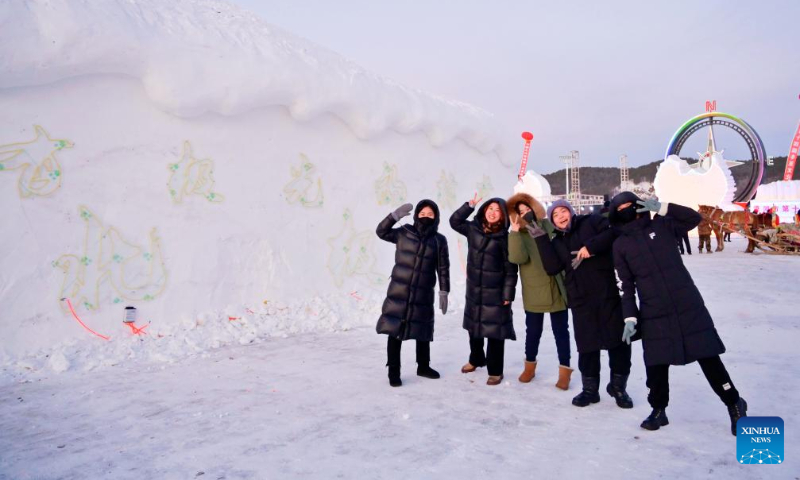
left=0, top=0, right=530, bottom=374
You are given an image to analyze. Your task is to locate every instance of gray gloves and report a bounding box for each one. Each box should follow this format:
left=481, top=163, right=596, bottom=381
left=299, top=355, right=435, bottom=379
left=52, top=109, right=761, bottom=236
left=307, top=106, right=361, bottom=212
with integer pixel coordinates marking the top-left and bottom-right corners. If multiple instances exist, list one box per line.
left=570, top=251, right=584, bottom=270
left=391, top=203, right=413, bottom=221
left=636, top=198, right=662, bottom=213
left=524, top=221, right=547, bottom=239
left=439, top=291, right=448, bottom=314
left=622, top=320, right=637, bottom=345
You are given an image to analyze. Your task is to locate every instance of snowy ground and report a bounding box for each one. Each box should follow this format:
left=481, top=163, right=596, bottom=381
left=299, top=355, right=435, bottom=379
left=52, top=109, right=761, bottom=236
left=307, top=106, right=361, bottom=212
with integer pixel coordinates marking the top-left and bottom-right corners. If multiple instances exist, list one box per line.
left=1, top=237, right=798, bottom=480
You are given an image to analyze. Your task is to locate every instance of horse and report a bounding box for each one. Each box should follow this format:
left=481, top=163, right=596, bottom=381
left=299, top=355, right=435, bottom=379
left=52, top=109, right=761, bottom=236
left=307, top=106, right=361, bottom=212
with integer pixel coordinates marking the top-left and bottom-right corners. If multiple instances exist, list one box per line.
left=697, top=205, right=778, bottom=253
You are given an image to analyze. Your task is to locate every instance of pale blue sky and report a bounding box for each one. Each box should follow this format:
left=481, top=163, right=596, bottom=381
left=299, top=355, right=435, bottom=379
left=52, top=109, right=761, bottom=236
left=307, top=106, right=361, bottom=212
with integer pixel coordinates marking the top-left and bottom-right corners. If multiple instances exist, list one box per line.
left=231, top=0, right=799, bottom=173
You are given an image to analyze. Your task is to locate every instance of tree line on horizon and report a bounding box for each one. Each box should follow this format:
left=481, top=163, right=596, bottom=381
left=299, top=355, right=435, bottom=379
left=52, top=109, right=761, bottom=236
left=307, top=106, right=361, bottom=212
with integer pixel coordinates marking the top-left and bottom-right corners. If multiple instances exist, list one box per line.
left=542, top=156, right=791, bottom=198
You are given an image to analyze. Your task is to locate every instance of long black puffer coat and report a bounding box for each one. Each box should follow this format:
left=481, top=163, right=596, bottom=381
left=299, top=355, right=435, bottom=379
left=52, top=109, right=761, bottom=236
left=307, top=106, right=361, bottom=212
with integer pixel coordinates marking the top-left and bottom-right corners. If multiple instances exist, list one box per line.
left=610, top=192, right=725, bottom=366
left=450, top=199, right=518, bottom=341
left=534, top=213, right=625, bottom=353
left=376, top=199, right=450, bottom=341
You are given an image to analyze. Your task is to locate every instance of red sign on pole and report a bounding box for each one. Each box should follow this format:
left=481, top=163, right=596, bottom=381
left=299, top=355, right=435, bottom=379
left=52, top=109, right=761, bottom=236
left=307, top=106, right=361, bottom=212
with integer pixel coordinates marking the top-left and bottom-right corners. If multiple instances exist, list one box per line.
left=784, top=121, right=800, bottom=181
left=518, top=132, right=534, bottom=180
left=705, top=100, right=717, bottom=113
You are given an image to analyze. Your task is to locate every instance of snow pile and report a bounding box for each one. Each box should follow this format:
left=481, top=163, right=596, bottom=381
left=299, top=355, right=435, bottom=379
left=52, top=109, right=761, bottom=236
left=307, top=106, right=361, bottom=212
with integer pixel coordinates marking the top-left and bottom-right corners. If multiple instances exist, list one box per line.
left=0, top=0, right=500, bottom=152
left=513, top=170, right=552, bottom=199
left=0, top=0, right=514, bottom=371
left=1, top=292, right=385, bottom=382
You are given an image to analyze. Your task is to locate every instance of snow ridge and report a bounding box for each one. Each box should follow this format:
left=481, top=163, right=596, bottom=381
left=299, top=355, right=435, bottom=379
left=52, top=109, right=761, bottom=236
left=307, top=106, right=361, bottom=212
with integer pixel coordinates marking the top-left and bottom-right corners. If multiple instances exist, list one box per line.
left=0, top=0, right=500, bottom=153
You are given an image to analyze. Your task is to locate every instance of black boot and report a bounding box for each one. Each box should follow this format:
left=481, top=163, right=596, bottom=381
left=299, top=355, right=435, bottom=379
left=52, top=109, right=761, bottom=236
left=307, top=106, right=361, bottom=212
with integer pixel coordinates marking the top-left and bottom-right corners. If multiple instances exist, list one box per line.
left=388, top=366, right=402, bottom=387
left=417, top=364, right=440, bottom=379
left=572, top=376, right=600, bottom=407
left=727, top=397, right=747, bottom=436
left=606, top=374, right=634, bottom=409
left=641, top=408, right=669, bottom=430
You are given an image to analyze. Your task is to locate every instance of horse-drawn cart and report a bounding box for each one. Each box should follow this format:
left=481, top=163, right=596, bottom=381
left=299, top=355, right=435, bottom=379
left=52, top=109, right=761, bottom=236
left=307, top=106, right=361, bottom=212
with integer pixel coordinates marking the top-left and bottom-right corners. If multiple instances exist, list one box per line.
left=698, top=205, right=800, bottom=255
left=737, top=226, right=800, bottom=255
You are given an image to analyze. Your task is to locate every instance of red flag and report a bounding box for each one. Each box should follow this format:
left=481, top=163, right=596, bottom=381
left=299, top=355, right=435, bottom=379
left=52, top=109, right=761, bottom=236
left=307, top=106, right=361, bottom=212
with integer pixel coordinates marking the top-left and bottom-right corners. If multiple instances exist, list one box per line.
left=784, top=121, right=800, bottom=181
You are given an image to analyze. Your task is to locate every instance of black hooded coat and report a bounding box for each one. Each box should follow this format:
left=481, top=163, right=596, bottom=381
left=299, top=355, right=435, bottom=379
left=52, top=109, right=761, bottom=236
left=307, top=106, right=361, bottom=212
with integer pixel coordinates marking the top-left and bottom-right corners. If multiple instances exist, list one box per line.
left=375, top=200, right=450, bottom=341
left=450, top=199, right=518, bottom=341
left=534, top=211, right=625, bottom=353
left=610, top=192, right=726, bottom=366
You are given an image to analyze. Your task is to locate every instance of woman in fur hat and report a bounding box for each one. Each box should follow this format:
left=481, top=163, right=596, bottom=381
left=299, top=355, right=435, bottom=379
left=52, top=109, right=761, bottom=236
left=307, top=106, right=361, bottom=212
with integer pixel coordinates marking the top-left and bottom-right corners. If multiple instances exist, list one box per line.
left=507, top=193, right=572, bottom=390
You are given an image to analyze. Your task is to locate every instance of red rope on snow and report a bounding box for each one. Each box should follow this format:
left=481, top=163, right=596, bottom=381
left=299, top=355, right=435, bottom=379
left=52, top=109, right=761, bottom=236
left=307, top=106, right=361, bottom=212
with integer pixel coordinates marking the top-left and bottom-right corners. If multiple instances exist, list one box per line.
left=62, top=298, right=110, bottom=341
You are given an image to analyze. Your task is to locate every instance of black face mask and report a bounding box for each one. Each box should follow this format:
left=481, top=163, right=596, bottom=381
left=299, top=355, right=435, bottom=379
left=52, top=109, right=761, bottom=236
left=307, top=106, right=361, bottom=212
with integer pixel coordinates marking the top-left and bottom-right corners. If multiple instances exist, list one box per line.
left=522, top=211, right=536, bottom=224
left=616, top=204, right=638, bottom=224
left=415, top=216, right=436, bottom=236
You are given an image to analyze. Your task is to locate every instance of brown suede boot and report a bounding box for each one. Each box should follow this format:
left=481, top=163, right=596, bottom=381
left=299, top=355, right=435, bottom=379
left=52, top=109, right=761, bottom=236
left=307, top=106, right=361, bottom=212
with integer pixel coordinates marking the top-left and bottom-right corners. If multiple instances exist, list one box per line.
left=487, top=375, right=504, bottom=386
left=518, top=360, right=537, bottom=383
left=461, top=362, right=478, bottom=373
left=555, top=365, right=573, bottom=390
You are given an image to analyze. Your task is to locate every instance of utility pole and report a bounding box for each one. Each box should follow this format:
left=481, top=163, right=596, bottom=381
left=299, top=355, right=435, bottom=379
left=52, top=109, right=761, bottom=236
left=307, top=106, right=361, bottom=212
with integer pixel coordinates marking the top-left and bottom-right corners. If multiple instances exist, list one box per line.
left=620, top=154, right=630, bottom=191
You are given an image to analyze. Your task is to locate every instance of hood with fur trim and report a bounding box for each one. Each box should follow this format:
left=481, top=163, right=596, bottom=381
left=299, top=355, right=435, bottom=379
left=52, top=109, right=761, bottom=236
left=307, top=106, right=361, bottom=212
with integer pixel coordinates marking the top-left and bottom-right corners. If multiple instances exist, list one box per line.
left=506, top=192, right=546, bottom=226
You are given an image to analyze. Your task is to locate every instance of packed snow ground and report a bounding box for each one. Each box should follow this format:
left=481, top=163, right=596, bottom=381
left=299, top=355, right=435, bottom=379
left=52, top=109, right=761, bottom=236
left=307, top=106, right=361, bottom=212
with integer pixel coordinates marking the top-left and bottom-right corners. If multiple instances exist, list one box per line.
left=1, top=237, right=797, bottom=480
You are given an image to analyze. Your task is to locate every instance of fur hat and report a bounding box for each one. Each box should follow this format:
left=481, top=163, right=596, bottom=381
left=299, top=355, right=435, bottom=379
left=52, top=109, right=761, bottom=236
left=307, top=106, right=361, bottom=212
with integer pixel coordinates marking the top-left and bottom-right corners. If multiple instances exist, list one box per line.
left=506, top=192, right=546, bottom=226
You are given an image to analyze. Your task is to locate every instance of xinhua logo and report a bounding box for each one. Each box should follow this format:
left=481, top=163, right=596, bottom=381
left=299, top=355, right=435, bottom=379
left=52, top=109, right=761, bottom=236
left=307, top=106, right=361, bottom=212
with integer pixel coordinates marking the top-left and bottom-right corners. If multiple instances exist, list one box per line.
left=736, top=416, right=784, bottom=465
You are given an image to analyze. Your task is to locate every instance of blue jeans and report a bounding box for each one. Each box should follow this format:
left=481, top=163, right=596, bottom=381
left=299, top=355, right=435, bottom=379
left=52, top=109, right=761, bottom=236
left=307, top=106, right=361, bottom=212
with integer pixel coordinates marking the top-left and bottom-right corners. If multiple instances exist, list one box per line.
left=524, top=310, right=571, bottom=366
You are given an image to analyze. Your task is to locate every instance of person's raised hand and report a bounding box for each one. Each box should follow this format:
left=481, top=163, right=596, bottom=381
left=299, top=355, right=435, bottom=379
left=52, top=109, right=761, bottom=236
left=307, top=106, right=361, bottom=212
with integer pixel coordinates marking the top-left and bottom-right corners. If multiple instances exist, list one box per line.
left=468, top=192, right=483, bottom=208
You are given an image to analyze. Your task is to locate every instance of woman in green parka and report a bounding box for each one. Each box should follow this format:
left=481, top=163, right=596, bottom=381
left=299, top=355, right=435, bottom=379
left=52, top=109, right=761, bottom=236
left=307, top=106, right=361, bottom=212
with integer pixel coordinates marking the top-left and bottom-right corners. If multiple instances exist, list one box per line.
left=507, top=193, right=573, bottom=390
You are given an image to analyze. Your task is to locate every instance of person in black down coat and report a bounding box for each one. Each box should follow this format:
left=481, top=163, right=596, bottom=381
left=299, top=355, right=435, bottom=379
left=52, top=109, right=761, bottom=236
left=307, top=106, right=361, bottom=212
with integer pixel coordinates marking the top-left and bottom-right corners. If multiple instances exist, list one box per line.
left=450, top=194, right=518, bottom=385
left=528, top=198, right=633, bottom=409
left=610, top=191, right=747, bottom=435
left=376, top=199, right=450, bottom=387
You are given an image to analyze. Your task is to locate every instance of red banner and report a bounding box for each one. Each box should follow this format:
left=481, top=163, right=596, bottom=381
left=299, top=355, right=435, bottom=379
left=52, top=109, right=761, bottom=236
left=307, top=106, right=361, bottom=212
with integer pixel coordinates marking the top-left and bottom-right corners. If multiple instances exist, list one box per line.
left=784, top=121, right=800, bottom=181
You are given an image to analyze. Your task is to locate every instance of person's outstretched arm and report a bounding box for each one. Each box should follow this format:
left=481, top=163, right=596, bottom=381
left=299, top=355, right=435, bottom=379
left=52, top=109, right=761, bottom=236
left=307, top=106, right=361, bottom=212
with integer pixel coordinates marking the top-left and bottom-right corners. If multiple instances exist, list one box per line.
left=613, top=243, right=639, bottom=322
left=637, top=198, right=701, bottom=233
left=533, top=235, right=566, bottom=275
left=508, top=230, right=530, bottom=265
left=436, top=236, right=451, bottom=314
left=503, top=257, right=519, bottom=303
left=450, top=202, right=474, bottom=237
left=376, top=203, right=413, bottom=243
left=584, top=214, right=616, bottom=255
left=436, top=236, right=451, bottom=294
